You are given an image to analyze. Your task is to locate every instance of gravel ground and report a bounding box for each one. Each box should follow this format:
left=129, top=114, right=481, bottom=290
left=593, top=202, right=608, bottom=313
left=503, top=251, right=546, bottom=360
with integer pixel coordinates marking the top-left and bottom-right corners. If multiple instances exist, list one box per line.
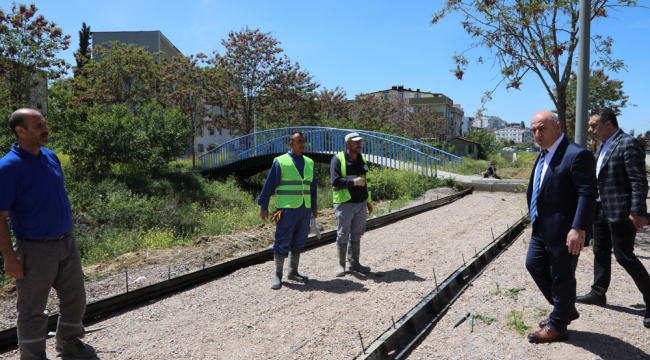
left=0, top=191, right=526, bottom=359
left=0, top=188, right=458, bottom=330
left=408, top=210, right=650, bottom=359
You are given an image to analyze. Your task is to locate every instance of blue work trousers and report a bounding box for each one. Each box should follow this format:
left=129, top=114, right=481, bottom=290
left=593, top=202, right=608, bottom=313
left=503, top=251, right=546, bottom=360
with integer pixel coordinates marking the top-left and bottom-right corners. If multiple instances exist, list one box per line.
left=525, top=225, right=579, bottom=332
left=273, top=206, right=310, bottom=255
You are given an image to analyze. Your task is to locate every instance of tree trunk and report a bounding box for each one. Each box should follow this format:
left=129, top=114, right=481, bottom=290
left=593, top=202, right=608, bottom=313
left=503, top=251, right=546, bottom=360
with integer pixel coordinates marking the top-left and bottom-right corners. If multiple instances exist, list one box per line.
left=555, top=85, right=568, bottom=135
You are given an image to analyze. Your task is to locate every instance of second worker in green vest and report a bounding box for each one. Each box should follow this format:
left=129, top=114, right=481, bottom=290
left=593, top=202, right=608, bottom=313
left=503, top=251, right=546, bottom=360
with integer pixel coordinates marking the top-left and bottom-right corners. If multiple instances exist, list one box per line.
left=330, top=132, right=373, bottom=277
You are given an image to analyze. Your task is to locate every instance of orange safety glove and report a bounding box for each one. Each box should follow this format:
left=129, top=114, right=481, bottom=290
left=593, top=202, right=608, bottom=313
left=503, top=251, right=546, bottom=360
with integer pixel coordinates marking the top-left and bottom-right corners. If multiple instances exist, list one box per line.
left=366, top=203, right=373, bottom=215
left=270, top=210, right=282, bottom=223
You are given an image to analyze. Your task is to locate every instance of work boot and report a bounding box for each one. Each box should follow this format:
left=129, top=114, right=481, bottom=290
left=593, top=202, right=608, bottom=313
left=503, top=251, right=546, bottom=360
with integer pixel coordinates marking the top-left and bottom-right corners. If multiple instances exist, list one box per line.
left=271, top=253, right=286, bottom=289
left=336, top=242, right=347, bottom=277
left=56, top=340, right=96, bottom=359
left=347, top=241, right=371, bottom=273
left=287, top=251, right=309, bottom=283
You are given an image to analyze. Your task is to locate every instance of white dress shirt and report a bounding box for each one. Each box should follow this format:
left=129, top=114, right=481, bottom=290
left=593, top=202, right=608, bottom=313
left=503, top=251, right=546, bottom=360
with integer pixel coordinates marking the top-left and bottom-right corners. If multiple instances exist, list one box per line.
left=534, top=134, right=564, bottom=217
left=536, top=133, right=565, bottom=190
left=595, top=129, right=621, bottom=201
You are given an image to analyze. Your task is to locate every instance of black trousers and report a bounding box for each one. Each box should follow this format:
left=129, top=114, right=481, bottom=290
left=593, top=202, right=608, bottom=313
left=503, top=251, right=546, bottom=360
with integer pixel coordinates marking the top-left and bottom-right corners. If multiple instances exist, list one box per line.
left=591, top=202, right=650, bottom=305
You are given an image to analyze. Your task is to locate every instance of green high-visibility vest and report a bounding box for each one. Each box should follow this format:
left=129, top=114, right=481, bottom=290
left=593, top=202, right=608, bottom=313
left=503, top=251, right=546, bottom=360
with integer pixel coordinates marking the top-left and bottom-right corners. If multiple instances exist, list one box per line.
left=332, top=152, right=372, bottom=204
left=275, top=153, right=314, bottom=209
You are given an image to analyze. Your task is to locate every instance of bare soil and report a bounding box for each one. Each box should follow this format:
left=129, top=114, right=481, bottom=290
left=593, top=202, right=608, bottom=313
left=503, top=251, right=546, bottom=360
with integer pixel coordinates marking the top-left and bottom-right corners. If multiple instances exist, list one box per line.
left=0, top=190, right=525, bottom=359
left=408, top=215, right=650, bottom=359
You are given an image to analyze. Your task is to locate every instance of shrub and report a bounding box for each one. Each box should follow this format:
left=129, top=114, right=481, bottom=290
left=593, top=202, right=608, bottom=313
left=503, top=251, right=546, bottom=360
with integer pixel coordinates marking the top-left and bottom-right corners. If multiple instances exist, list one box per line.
left=62, top=103, right=188, bottom=178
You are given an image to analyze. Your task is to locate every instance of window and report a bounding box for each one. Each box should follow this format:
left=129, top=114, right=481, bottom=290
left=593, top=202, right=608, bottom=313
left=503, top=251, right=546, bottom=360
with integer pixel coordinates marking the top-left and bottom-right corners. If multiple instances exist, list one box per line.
left=414, top=94, right=421, bottom=98
left=398, top=92, right=404, bottom=99
left=198, top=144, right=204, bottom=152
left=208, top=126, right=215, bottom=136
left=219, top=129, right=223, bottom=135
left=469, top=145, right=474, bottom=153
left=196, top=126, right=204, bottom=137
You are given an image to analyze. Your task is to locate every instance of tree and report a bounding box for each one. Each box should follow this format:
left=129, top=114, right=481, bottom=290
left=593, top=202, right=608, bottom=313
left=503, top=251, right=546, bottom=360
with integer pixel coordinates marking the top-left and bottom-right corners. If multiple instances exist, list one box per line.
left=555, top=69, right=634, bottom=138
left=431, top=1, right=647, bottom=134
left=0, top=2, right=71, bottom=108
left=69, top=41, right=168, bottom=111
left=74, top=22, right=91, bottom=75
left=466, top=128, right=496, bottom=159
left=63, top=104, right=187, bottom=178
left=520, top=120, right=525, bottom=128
left=207, top=27, right=319, bottom=135
left=163, top=54, right=216, bottom=170
left=313, top=86, right=351, bottom=126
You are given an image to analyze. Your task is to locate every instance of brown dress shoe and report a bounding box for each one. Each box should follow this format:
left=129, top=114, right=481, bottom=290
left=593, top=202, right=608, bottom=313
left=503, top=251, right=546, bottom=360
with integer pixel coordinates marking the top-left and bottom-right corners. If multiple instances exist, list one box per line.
left=528, top=325, right=569, bottom=343
left=539, top=309, right=580, bottom=328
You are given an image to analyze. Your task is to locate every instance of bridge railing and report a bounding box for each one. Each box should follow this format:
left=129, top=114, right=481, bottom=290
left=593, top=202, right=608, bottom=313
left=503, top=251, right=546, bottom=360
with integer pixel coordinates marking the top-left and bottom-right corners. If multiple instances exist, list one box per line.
left=235, top=128, right=442, bottom=176
left=358, top=130, right=462, bottom=173
left=200, top=126, right=458, bottom=176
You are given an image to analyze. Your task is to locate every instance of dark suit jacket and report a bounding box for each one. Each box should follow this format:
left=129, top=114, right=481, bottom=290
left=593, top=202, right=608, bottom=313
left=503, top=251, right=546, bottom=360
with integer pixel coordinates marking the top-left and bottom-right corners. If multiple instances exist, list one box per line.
left=596, top=131, right=648, bottom=223
left=527, top=136, right=598, bottom=248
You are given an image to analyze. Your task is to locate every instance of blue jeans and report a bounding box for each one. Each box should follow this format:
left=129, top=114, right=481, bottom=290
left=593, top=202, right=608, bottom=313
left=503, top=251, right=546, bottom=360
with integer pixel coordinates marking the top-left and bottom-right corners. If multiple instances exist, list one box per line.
left=272, top=206, right=311, bottom=254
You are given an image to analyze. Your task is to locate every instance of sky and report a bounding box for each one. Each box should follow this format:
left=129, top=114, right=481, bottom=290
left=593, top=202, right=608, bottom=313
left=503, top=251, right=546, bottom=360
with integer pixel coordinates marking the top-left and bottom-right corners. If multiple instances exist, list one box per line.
left=21, top=0, right=650, bottom=133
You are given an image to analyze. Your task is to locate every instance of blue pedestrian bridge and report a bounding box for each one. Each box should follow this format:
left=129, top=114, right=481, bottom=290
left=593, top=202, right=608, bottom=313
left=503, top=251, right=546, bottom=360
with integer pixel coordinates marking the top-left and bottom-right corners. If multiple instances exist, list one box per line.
left=199, top=127, right=462, bottom=179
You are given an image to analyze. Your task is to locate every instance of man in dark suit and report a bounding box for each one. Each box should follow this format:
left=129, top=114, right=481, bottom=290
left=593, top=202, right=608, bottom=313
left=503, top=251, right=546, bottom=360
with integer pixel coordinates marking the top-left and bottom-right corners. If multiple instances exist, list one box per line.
left=576, top=107, right=650, bottom=328
left=525, top=111, right=598, bottom=343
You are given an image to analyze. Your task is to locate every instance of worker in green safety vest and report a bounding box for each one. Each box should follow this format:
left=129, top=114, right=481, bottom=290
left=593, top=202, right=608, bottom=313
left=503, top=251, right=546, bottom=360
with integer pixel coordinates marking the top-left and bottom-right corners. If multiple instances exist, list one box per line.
left=330, top=132, right=373, bottom=277
left=258, top=132, right=318, bottom=289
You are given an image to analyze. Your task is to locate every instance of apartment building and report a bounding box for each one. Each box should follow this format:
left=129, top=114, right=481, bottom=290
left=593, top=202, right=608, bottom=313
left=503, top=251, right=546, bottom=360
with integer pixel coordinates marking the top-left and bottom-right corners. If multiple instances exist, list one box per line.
left=369, top=85, right=464, bottom=138
left=91, top=31, right=233, bottom=154
left=494, top=127, right=534, bottom=143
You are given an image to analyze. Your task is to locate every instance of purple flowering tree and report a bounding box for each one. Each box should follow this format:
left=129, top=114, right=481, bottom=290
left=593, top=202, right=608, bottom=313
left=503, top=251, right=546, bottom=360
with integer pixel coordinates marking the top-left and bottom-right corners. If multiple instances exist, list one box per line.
left=431, top=0, right=648, bottom=133
left=207, top=27, right=319, bottom=135
left=162, top=54, right=218, bottom=169
left=0, top=2, right=71, bottom=109
left=69, top=41, right=167, bottom=111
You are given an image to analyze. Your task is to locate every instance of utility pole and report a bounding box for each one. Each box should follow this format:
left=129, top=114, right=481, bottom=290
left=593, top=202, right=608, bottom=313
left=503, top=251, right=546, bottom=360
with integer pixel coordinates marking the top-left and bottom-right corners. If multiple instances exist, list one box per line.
left=575, top=0, right=591, bottom=147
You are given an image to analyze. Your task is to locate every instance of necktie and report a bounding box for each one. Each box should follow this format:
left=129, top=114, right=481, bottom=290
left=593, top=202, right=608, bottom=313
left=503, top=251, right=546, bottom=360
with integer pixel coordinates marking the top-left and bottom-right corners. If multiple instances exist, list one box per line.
left=530, top=149, right=547, bottom=224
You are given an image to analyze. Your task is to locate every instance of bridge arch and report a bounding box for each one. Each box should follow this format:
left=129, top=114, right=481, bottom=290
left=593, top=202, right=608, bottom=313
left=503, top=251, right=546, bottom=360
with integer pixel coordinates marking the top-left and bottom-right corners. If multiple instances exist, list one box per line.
left=199, top=127, right=461, bottom=179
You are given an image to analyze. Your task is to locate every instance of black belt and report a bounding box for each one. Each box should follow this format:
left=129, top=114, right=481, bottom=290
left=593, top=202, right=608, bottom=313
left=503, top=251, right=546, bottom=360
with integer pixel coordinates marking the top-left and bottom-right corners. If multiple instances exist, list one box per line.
left=16, top=231, right=71, bottom=242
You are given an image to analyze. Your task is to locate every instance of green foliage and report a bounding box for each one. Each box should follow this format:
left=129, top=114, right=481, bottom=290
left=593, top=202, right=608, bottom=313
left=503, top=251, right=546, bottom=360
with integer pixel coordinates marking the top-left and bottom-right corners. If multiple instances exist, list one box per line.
left=465, top=129, right=496, bottom=159
left=457, top=155, right=507, bottom=176
left=505, top=287, right=526, bottom=301
left=474, top=314, right=497, bottom=325
left=370, top=166, right=457, bottom=201
left=432, top=0, right=643, bottom=132
left=506, top=308, right=531, bottom=336
left=60, top=104, right=188, bottom=178
left=557, top=69, right=635, bottom=139
left=0, top=108, right=13, bottom=155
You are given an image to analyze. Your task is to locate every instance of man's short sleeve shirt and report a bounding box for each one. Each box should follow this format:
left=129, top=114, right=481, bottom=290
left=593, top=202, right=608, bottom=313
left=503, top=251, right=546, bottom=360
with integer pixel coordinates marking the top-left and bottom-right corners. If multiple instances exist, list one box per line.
left=0, top=144, right=72, bottom=238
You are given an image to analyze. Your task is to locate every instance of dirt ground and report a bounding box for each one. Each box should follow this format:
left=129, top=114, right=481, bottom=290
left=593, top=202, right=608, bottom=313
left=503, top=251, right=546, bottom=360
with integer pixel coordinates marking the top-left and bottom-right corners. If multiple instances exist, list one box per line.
left=408, top=220, right=650, bottom=359
left=0, top=191, right=526, bottom=359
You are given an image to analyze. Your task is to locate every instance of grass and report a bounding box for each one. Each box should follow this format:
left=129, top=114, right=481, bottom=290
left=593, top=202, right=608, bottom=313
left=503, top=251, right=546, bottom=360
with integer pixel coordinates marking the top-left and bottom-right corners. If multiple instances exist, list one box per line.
left=457, top=152, right=539, bottom=178
left=57, top=160, right=457, bottom=268
left=506, top=308, right=532, bottom=335
left=504, top=287, right=526, bottom=301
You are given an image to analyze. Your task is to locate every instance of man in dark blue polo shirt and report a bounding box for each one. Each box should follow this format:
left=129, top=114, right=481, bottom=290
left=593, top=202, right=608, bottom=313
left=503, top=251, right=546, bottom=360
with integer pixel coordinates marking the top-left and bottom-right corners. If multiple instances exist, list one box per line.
left=0, top=109, right=95, bottom=359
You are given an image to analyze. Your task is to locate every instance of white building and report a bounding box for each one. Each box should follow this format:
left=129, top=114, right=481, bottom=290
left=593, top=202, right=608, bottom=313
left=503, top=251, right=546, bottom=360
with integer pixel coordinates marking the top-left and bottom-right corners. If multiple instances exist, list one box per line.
left=494, top=127, right=534, bottom=143
left=474, top=115, right=504, bottom=129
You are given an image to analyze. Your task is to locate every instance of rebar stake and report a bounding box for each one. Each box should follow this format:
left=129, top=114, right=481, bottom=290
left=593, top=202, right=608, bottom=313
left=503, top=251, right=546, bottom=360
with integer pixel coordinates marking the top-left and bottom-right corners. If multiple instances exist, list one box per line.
left=358, top=331, right=365, bottom=355
left=491, top=228, right=495, bottom=241
left=392, top=316, right=396, bottom=329
left=432, top=266, right=438, bottom=289
left=168, top=266, right=171, bottom=280
left=474, top=247, right=477, bottom=256
left=125, top=270, right=128, bottom=293
left=462, top=253, right=465, bottom=266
